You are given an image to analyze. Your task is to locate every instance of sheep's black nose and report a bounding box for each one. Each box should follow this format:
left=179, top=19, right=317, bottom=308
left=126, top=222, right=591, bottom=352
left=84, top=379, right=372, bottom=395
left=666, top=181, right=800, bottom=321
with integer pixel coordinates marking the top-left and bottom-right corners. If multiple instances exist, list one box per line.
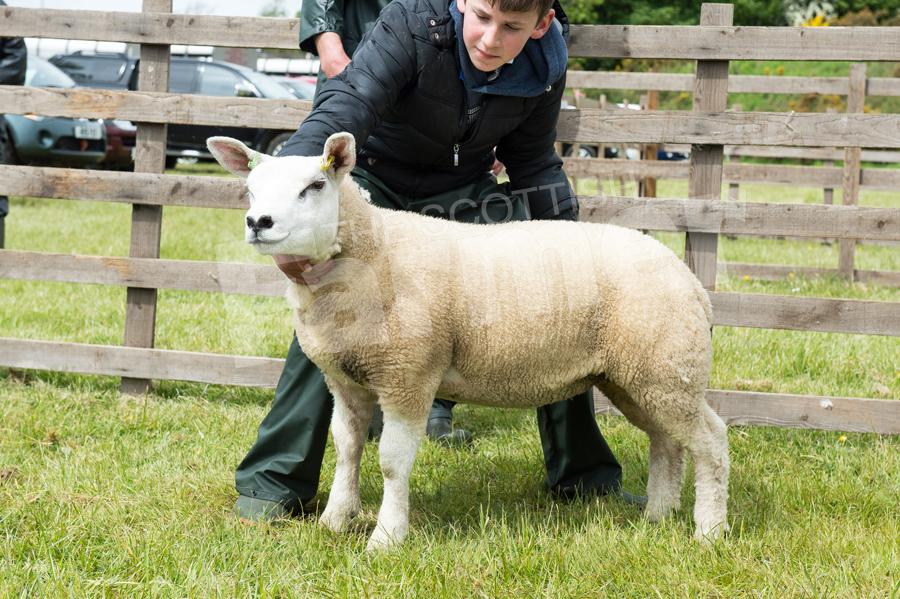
left=246, top=215, right=274, bottom=233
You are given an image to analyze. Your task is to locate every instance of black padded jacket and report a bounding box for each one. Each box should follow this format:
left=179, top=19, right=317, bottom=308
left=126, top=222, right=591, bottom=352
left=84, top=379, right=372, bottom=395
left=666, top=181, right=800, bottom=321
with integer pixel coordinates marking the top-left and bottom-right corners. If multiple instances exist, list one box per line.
left=280, top=0, right=577, bottom=220
left=0, top=0, right=27, bottom=87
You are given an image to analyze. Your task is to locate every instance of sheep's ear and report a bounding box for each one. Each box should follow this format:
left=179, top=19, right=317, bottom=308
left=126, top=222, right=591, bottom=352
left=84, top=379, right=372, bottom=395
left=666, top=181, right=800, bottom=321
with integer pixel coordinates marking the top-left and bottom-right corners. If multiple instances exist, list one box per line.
left=322, top=132, right=356, bottom=180
left=207, top=136, right=266, bottom=178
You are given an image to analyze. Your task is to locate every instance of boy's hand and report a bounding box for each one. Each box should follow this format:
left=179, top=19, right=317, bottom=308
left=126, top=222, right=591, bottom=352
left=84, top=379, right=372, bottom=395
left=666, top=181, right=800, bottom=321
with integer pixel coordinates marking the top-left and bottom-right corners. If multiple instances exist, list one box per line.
left=315, top=32, right=352, bottom=78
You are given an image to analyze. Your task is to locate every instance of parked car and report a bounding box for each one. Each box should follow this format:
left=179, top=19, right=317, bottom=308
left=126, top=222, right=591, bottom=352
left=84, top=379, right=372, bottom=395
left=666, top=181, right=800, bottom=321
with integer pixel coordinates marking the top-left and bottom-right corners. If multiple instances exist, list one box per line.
left=48, top=51, right=137, bottom=169
left=48, top=50, right=138, bottom=90
left=559, top=99, right=688, bottom=161
left=1, top=55, right=106, bottom=168
left=50, top=52, right=300, bottom=166
left=274, top=75, right=318, bottom=100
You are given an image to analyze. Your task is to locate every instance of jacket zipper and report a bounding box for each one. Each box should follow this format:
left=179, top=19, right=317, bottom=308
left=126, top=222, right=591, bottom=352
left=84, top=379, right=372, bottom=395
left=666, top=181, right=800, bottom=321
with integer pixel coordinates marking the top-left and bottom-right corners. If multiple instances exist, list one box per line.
left=452, top=107, right=487, bottom=167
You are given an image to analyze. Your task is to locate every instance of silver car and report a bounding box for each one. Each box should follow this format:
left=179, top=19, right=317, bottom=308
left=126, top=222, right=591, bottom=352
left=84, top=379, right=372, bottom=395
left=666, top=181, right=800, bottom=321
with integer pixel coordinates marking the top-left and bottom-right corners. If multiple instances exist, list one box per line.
left=1, top=55, right=106, bottom=168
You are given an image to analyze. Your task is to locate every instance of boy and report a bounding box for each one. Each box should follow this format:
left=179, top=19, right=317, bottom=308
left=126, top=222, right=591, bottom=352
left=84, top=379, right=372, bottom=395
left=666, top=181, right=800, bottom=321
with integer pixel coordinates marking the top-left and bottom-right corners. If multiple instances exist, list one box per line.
left=234, top=0, right=644, bottom=521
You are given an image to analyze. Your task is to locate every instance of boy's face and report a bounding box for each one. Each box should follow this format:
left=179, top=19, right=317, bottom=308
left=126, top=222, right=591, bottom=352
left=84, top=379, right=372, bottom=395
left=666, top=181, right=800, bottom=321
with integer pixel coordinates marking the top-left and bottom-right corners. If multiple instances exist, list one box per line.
left=456, top=0, right=555, bottom=73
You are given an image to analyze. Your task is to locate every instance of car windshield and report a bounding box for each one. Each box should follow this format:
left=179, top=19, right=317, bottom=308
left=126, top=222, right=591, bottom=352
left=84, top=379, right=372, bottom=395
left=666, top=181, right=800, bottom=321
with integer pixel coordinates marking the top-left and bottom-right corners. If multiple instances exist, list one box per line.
left=240, top=68, right=296, bottom=100
left=26, top=55, right=77, bottom=88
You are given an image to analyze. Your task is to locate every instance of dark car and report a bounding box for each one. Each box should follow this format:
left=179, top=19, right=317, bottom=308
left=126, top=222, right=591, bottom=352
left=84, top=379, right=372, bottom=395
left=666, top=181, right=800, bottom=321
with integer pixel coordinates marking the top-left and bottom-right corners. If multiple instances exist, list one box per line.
left=1, top=55, right=107, bottom=168
left=164, top=57, right=298, bottom=162
left=48, top=50, right=138, bottom=90
left=50, top=52, right=299, bottom=166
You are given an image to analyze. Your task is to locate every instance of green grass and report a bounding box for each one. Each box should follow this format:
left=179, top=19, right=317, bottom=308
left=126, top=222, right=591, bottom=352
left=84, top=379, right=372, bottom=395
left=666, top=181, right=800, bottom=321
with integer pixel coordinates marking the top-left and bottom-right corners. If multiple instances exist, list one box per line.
left=1, top=163, right=898, bottom=595
left=1, top=381, right=898, bottom=597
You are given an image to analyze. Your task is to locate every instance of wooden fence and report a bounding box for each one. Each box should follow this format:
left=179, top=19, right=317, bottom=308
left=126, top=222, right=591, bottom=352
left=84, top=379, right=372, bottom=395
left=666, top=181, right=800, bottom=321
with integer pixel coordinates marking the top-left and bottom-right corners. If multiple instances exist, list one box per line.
left=562, top=65, right=900, bottom=285
left=0, top=3, right=898, bottom=434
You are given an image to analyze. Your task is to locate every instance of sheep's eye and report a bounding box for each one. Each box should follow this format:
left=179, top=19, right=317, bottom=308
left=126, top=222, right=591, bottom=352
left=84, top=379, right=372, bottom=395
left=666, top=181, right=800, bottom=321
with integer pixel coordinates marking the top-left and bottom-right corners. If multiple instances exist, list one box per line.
left=299, top=179, right=326, bottom=200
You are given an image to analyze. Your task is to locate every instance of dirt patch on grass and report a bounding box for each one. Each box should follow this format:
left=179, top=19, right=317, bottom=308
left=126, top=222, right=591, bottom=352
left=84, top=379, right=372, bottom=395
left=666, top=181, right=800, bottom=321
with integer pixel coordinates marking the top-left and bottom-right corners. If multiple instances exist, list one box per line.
left=0, top=467, right=20, bottom=484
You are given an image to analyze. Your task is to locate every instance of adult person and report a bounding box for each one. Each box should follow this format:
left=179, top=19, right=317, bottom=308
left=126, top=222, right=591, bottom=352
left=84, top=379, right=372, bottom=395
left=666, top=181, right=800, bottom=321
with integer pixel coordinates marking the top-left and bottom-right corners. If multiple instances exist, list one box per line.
left=234, top=0, right=645, bottom=521
left=300, top=0, right=472, bottom=445
left=0, top=0, right=28, bottom=249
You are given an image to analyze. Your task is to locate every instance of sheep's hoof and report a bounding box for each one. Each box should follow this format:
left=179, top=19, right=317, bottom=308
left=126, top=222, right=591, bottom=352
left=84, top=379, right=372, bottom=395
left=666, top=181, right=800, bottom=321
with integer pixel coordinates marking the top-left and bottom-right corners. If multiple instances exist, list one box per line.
left=365, top=525, right=404, bottom=552
left=319, top=502, right=359, bottom=534
left=693, top=520, right=728, bottom=543
left=644, top=504, right=676, bottom=523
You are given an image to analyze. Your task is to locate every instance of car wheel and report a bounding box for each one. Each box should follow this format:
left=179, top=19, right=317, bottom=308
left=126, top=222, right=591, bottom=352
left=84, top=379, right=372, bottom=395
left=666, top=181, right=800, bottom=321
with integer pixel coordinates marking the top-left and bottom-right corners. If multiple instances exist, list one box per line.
left=562, top=144, right=598, bottom=159
left=577, top=145, right=598, bottom=159
left=265, top=132, right=294, bottom=157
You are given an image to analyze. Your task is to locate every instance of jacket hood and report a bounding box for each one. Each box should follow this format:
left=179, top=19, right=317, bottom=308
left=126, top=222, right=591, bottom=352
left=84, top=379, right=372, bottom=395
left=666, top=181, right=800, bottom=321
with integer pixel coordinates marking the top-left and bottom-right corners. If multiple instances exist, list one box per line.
left=450, top=0, right=568, bottom=97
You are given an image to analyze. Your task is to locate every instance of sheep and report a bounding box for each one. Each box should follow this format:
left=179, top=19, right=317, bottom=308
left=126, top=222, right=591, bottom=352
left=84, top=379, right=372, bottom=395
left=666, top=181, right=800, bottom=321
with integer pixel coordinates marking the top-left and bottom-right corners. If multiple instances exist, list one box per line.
left=207, top=132, right=729, bottom=551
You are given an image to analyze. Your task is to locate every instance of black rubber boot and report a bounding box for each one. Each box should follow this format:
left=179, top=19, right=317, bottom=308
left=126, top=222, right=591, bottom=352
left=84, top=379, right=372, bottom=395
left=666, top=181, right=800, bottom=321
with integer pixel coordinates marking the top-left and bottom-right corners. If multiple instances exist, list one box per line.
left=539, top=391, right=634, bottom=498
left=426, top=415, right=473, bottom=445
left=234, top=336, right=333, bottom=516
left=367, top=404, right=384, bottom=440
left=234, top=495, right=302, bottom=522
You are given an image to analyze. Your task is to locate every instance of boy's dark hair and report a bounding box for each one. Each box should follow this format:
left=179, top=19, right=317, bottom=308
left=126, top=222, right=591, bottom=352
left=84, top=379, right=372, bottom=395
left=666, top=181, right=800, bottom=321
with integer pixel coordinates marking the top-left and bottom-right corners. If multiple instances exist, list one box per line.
left=487, top=0, right=555, bottom=22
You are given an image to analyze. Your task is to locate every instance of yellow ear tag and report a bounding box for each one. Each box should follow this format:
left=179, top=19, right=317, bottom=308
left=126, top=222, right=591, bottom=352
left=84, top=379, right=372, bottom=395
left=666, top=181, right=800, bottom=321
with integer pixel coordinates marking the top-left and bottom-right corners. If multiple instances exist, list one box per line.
left=247, top=154, right=261, bottom=170
left=321, top=154, right=335, bottom=172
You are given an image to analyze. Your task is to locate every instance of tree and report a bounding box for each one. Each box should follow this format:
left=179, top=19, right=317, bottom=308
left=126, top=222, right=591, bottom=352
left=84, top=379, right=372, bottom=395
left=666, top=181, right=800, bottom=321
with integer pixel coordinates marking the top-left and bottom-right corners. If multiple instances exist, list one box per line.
left=260, top=0, right=288, bottom=18
left=563, top=0, right=788, bottom=26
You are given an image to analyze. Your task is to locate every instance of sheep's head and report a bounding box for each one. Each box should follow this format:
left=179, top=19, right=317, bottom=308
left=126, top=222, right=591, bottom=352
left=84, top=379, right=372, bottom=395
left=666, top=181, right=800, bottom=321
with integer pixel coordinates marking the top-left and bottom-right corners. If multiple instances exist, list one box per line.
left=206, top=132, right=356, bottom=260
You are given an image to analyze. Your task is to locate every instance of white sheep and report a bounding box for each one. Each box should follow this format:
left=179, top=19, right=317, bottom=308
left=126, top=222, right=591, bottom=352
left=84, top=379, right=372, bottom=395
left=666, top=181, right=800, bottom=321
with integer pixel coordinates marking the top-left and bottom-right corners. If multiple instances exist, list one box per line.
left=208, top=133, right=729, bottom=551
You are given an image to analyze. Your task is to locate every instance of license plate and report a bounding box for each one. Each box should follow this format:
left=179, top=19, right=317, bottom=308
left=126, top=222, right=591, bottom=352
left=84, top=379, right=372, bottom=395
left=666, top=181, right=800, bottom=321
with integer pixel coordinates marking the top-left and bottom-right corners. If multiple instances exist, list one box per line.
left=74, top=123, right=102, bottom=140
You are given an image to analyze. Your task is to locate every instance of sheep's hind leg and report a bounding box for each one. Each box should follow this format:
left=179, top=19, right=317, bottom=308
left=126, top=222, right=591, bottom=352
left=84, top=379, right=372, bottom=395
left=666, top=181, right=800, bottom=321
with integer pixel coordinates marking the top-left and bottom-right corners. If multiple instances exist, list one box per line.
left=684, top=402, right=729, bottom=541
left=645, top=430, right=684, bottom=521
left=597, top=380, right=684, bottom=521
left=642, top=393, right=729, bottom=540
left=367, top=403, right=428, bottom=551
left=319, top=378, right=375, bottom=534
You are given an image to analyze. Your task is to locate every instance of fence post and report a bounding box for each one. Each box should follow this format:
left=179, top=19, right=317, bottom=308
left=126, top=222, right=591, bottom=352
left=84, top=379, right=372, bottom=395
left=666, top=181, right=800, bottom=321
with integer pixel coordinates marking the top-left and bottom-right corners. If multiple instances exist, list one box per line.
left=839, top=63, right=866, bottom=281
left=121, top=0, right=172, bottom=395
left=684, top=3, right=732, bottom=290
left=640, top=89, right=659, bottom=198
left=823, top=108, right=837, bottom=207
left=571, top=87, right=583, bottom=196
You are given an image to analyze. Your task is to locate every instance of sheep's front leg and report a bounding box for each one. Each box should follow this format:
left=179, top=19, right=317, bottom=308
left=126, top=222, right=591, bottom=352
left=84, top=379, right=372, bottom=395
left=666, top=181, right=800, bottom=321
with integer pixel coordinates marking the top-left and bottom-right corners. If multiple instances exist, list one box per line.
left=367, top=405, right=427, bottom=551
left=319, top=378, right=375, bottom=534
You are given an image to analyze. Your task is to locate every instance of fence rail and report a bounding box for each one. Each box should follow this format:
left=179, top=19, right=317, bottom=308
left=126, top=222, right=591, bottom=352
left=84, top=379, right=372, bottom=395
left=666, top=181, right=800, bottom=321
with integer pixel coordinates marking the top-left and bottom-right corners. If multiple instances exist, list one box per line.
left=566, top=71, right=900, bottom=97
left=4, top=8, right=900, bottom=60
left=2, top=336, right=897, bottom=434
left=0, top=4, right=897, bottom=434
left=4, top=85, right=900, bottom=147
left=563, top=158, right=900, bottom=190
left=2, top=250, right=897, bottom=336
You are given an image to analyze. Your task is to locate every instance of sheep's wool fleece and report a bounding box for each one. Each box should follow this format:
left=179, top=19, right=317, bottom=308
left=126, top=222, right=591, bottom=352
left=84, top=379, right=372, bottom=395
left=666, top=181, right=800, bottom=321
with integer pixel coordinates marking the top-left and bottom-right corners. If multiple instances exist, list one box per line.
left=287, top=178, right=713, bottom=417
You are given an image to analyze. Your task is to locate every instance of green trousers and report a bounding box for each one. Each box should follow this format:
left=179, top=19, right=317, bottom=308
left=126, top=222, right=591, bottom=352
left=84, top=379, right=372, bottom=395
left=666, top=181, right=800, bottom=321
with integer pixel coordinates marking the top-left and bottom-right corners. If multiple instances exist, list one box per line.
left=235, top=169, right=622, bottom=511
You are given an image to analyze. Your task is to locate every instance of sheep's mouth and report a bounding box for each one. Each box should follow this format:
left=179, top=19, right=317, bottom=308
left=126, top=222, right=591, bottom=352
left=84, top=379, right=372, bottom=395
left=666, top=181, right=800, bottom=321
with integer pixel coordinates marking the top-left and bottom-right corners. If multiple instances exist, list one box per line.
left=248, top=231, right=291, bottom=245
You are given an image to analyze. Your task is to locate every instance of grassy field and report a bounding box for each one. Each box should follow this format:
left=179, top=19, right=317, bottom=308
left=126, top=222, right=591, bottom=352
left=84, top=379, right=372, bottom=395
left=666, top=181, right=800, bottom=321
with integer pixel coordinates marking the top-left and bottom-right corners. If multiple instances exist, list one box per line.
left=1, top=163, right=898, bottom=596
